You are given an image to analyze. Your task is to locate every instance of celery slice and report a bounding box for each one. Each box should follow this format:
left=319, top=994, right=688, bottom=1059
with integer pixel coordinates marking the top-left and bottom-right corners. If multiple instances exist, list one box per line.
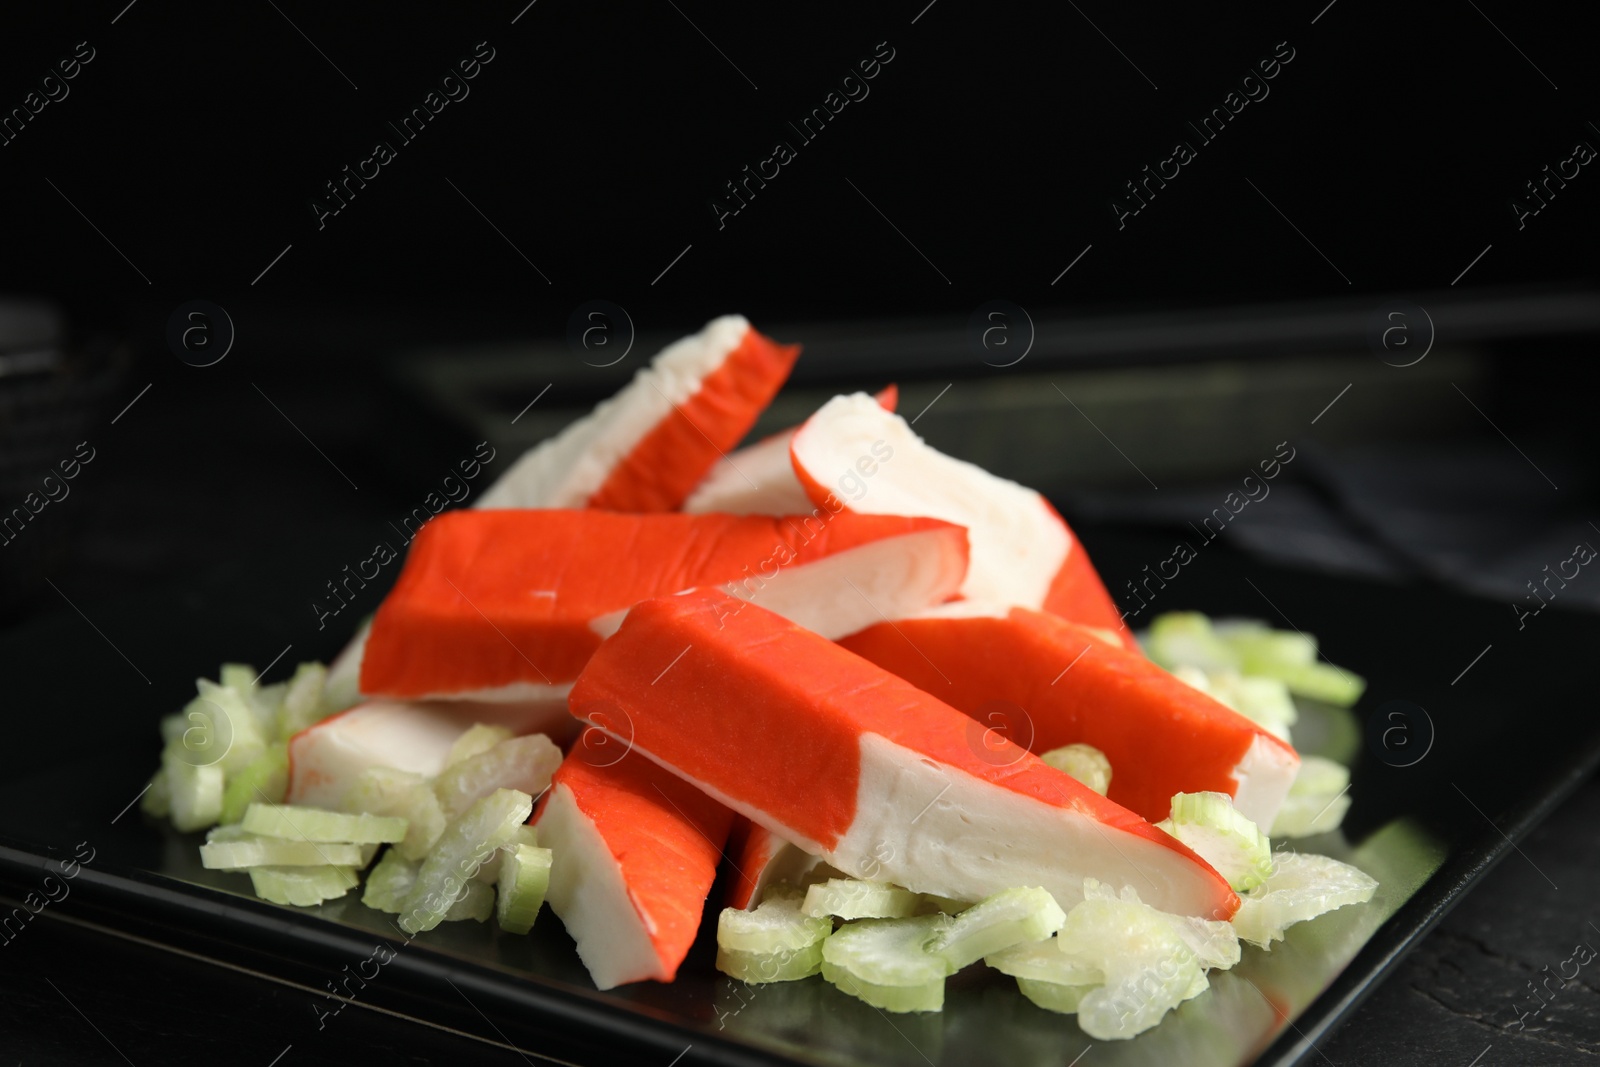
left=220, top=742, right=289, bottom=826
left=164, top=751, right=225, bottom=832
left=445, top=880, right=495, bottom=922
left=986, top=937, right=1101, bottom=985
left=1057, top=881, right=1205, bottom=1041
left=201, top=838, right=364, bottom=869
left=248, top=865, right=359, bottom=906
left=1271, top=756, right=1354, bottom=838
left=918, top=894, right=972, bottom=916
left=931, top=886, right=1066, bottom=970
left=341, top=767, right=447, bottom=861
left=1272, top=662, right=1366, bottom=707
left=1145, top=613, right=1237, bottom=673
left=719, top=942, right=825, bottom=983
left=1170, top=914, right=1241, bottom=971
left=495, top=843, right=553, bottom=934
left=445, top=724, right=513, bottom=767
left=141, top=769, right=171, bottom=819
left=278, top=662, right=331, bottom=741
left=1232, top=853, right=1377, bottom=948
left=1213, top=621, right=1316, bottom=671
left=803, top=879, right=921, bottom=920
left=434, top=734, right=562, bottom=822
left=362, top=848, right=418, bottom=913
left=1165, top=791, right=1274, bottom=893
left=1039, top=744, right=1112, bottom=795
left=194, top=679, right=266, bottom=773
left=1016, top=976, right=1097, bottom=1013
left=398, top=788, right=534, bottom=934
left=821, top=915, right=955, bottom=1013
left=242, top=804, right=407, bottom=844
left=719, top=886, right=831, bottom=955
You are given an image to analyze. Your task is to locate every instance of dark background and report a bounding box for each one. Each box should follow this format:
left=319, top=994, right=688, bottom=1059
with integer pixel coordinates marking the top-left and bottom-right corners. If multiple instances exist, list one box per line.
left=3, top=2, right=1599, bottom=1065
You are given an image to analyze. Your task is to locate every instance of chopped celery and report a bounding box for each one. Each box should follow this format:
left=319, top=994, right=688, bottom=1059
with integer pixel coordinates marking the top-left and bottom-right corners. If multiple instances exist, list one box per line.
left=362, top=848, right=418, bottom=913
left=1145, top=613, right=1237, bottom=673
left=821, top=915, right=955, bottom=1013
left=242, top=804, right=406, bottom=844
left=495, top=842, right=553, bottom=934
left=248, top=865, right=359, bottom=906
left=1271, top=756, right=1354, bottom=838
left=194, top=679, right=266, bottom=773
left=1165, top=792, right=1274, bottom=892
left=986, top=937, right=1101, bottom=985
left=1169, top=914, right=1240, bottom=971
left=720, top=942, right=826, bottom=983
left=434, top=734, right=562, bottom=822
left=220, top=742, right=289, bottom=826
left=201, top=837, right=364, bottom=869
left=341, top=767, right=447, bottom=861
left=930, top=886, right=1065, bottom=970
left=1213, top=621, right=1316, bottom=671
left=803, top=879, right=921, bottom=920
left=719, top=886, right=831, bottom=955
left=398, top=788, right=534, bottom=934
left=1039, top=744, right=1112, bottom=795
left=1017, top=977, right=1096, bottom=1013
left=1057, top=881, right=1205, bottom=1041
left=164, top=751, right=224, bottom=832
left=278, top=662, right=331, bottom=741
left=445, top=880, right=495, bottom=922
left=919, top=894, right=972, bottom=916
left=1232, top=853, right=1377, bottom=948
left=141, top=769, right=171, bottom=818
left=445, top=724, right=514, bottom=767
left=1273, top=662, right=1365, bottom=707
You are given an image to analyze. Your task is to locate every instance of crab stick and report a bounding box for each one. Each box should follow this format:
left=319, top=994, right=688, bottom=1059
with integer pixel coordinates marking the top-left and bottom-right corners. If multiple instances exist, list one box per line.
left=477, top=316, right=800, bottom=512
left=789, top=392, right=1128, bottom=643
left=838, top=608, right=1300, bottom=830
left=684, top=385, right=898, bottom=516
left=359, top=509, right=967, bottom=702
left=725, top=819, right=837, bottom=910
left=535, top=728, right=734, bottom=989
left=286, top=699, right=564, bottom=809
left=569, top=590, right=1239, bottom=919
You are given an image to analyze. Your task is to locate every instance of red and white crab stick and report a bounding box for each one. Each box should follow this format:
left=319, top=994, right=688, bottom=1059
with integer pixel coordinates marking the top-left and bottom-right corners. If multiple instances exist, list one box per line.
left=683, top=384, right=898, bottom=516
left=788, top=392, right=1129, bottom=643
left=839, top=609, right=1301, bottom=831
left=477, top=316, right=800, bottom=513
left=569, top=590, right=1239, bottom=919
left=359, top=509, right=968, bottom=703
left=535, top=728, right=734, bottom=989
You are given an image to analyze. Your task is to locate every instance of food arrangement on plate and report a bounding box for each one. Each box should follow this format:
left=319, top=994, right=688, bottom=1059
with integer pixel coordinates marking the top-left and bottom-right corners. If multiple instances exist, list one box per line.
left=138, top=315, right=1376, bottom=1042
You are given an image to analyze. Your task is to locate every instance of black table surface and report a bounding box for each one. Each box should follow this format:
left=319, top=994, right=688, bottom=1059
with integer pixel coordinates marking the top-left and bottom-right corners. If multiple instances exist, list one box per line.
left=3, top=367, right=1598, bottom=1067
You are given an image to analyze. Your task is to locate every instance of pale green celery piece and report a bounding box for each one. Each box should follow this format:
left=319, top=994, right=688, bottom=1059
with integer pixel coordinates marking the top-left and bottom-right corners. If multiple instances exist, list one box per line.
left=918, top=894, right=972, bottom=916
left=193, top=679, right=267, bottom=774
left=164, top=750, right=225, bottom=832
left=445, top=724, right=514, bottom=767
left=1272, top=662, right=1366, bottom=707
left=278, top=662, right=331, bottom=741
left=241, top=803, right=406, bottom=844
left=1214, top=622, right=1317, bottom=671
left=1271, top=792, right=1353, bottom=838
left=803, top=879, right=922, bottom=920
left=219, top=663, right=257, bottom=696
left=1144, top=613, right=1238, bottom=673
left=719, top=885, right=832, bottom=954
left=719, top=942, right=825, bottom=983
left=495, top=844, right=553, bottom=934
left=1166, top=791, right=1274, bottom=893
left=930, top=886, right=1066, bottom=970
left=821, top=914, right=955, bottom=1012
left=220, top=743, right=289, bottom=825
left=1016, top=976, right=1097, bottom=1013
left=1039, top=743, right=1112, bottom=795
left=986, top=937, right=1102, bottom=985
left=248, top=865, right=359, bottom=906
left=444, top=880, right=495, bottom=922
left=434, top=734, right=562, bottom=822
left=398, top=788, right=534, bottom=934
left=1290, top=755, right=1350, bottom=796
left=340, top=767, right=448, bottom=861
left=201, top=838, right=364, bottom=869
left=1231, top=853, right=1377, bottom=948
left=141, top=768, right=172, bottom=818
left=205, top=823, right=256, bottom=842
left=362, top=848, right=419, bottom=913
left=1057, top=881, right=1206, bottom=1041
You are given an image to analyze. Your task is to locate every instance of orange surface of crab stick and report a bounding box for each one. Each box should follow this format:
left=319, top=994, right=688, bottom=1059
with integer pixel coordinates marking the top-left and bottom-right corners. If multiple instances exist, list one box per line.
left=535, top=728, right=734, bottom=989
left=569, top=589, right=1239, bottom=919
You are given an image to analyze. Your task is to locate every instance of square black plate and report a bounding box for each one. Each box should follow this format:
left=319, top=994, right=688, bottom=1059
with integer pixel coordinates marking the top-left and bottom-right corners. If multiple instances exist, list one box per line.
left=3, top=528, right=1596, bottom=1067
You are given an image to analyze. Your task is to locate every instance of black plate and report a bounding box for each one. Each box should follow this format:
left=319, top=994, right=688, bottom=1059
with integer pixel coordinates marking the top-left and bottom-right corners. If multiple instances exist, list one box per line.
left=3, top=528, right=1595, bottom=1067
